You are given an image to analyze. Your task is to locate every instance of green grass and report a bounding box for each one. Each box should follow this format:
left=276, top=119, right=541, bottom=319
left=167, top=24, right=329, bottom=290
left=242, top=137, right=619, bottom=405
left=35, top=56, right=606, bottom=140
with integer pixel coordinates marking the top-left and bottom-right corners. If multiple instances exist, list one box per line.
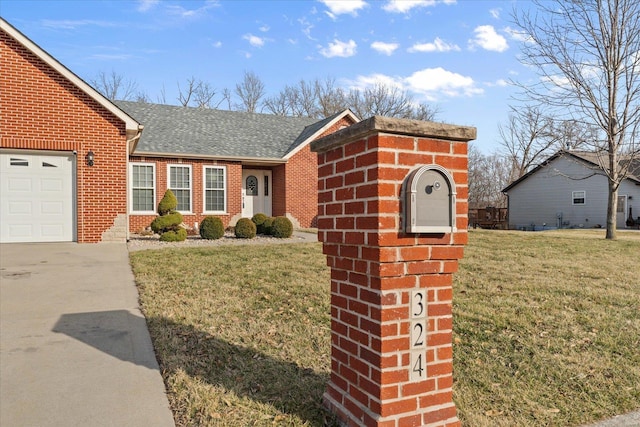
left=129, top=230, right=640, bottom=426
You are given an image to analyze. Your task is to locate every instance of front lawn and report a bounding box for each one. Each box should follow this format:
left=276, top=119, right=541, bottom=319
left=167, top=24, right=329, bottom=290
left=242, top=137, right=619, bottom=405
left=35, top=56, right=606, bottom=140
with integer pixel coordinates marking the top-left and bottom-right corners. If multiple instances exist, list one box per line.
left=129, top=230, right=640, bottom=426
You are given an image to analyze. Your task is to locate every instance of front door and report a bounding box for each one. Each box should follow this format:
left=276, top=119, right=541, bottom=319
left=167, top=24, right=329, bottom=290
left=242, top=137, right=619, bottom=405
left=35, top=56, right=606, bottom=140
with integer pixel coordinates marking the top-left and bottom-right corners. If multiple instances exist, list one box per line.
left=617, top=195, right=627, bottom=228
left=242, top=170, right=272, bottom=218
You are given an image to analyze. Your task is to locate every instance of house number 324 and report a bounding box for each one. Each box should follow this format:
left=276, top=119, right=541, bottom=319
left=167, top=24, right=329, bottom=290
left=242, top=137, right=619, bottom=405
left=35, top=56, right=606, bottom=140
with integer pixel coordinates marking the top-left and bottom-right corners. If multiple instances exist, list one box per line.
left=410, top=289, right=427, bottom=381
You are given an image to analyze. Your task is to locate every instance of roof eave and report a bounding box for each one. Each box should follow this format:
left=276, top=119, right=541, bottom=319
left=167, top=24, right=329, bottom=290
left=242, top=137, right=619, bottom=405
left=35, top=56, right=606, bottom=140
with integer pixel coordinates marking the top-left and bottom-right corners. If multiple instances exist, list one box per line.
left=131, top=151, right=287, bottom=165
left=283, top=109, right=360, bottom=160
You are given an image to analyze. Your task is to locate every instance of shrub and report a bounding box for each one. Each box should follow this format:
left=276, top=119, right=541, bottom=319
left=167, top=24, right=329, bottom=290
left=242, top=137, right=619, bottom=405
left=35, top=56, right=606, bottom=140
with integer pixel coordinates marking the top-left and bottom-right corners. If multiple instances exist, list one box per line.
left=234, top=218, right=256, bottom=239
left=252, top=213, right=268, bottom=234
left=159, top=228, right=188, bottom=242
left=158, top=189, right=178, bottom=215
left=200, top=216, right=224, bottom=240
left=150, top=211, right=183, bottom=234
left=271, top=216, right=293, bottom=238
left=262, top=217, right=275, bottom=235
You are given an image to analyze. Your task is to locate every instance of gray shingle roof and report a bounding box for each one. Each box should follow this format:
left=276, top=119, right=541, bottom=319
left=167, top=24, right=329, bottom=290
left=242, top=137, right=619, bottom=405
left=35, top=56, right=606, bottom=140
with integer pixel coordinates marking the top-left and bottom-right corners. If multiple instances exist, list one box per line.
left=116, top=101, right=322, bottom=159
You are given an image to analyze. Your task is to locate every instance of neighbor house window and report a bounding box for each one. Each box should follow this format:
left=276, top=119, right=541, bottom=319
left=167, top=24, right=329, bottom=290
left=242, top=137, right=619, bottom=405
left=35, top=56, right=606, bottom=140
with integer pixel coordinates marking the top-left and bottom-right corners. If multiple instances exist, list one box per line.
left=168, top=165, right=192, bottom=212
left=572, top=191, right=586, bottom=205
left=204, top=166, right=226, bottom=213
left=131, top=163, right=155, bottom=212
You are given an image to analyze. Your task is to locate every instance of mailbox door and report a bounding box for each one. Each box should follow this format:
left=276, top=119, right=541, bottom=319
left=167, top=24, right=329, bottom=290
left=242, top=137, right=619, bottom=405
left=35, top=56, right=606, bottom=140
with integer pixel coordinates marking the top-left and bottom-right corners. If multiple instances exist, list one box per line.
left=414, top=169, right=451, bottom=228
left=405, top=165, right=456, bottom=233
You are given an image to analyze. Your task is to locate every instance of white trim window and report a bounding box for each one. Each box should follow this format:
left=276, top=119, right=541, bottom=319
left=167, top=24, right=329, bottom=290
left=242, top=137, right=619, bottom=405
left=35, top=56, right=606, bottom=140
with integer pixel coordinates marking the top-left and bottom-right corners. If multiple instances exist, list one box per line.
left=130, top=163, right=156, bottom=213
left=203, top=166, right=226, bottom=213
left=572, top=191, right=586, bottom=205
left=168, top=164, right=192, bottom=213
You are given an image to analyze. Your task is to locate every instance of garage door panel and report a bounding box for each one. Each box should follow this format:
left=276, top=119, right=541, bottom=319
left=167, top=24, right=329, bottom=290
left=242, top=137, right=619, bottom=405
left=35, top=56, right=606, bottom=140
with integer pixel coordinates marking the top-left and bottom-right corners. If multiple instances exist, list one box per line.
left=8, top=177, right=32, bottom=191
left=7, top=201, right=33, bottom=215
left=41, top=178, right=64, bottom=192
left=41, top=224, right=65, bottom=237
left=6, top=224, right=32, bottom=239
left=1, top=152, right=75, bottom=243
left=41, top=201, right=64, bottom=214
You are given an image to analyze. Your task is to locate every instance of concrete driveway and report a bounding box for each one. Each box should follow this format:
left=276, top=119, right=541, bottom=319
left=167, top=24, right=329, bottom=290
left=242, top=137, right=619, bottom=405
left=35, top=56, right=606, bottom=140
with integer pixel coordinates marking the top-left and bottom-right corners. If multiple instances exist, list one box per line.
left=0, top=243, right=175, bottom=427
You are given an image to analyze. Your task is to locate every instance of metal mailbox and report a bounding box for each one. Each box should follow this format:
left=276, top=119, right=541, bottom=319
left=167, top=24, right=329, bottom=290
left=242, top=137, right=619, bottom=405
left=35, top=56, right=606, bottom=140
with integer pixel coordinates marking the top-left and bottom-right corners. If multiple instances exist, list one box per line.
left=404, top=164, right=456, bottom=233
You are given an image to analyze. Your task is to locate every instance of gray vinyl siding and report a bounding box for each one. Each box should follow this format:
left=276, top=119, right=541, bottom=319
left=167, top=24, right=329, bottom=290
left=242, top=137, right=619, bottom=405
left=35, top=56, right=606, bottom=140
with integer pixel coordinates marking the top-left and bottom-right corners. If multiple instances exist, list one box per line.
left=507, top=156, right=640, bottom=230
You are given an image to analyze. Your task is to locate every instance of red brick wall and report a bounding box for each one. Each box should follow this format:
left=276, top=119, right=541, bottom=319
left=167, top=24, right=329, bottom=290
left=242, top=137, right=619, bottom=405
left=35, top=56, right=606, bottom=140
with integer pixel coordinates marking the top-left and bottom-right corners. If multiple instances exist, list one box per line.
left=312, top=117, right=473, bottom=427
left=1, top=29, right=129, bottom=243
left=283, top=116, right=357, bottom=228
left=129, top=157, right=242, bottom=232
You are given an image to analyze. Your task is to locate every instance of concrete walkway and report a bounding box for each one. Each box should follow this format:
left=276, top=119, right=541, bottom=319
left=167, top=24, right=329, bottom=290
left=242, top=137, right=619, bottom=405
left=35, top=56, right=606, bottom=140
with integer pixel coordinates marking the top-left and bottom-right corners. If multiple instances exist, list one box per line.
left=0, top=243, right=175, bottom=427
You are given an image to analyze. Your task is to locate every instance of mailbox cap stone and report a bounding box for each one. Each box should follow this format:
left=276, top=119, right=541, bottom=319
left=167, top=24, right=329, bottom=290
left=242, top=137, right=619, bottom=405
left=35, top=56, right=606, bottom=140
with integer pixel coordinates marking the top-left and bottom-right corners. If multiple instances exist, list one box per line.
left=310, top=115, right=477, bottom=153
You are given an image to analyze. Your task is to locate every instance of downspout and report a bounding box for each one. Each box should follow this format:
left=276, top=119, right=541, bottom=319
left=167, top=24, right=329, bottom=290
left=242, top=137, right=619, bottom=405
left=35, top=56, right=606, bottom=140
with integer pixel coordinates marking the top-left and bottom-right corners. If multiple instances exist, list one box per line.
left=125, top=125, right=144, bottom=242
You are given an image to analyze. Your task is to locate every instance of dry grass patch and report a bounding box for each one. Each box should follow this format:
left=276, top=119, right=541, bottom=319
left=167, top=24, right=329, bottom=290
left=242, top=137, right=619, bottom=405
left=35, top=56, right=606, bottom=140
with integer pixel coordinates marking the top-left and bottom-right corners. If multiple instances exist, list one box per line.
left=129, top=230, right=639, bottom=426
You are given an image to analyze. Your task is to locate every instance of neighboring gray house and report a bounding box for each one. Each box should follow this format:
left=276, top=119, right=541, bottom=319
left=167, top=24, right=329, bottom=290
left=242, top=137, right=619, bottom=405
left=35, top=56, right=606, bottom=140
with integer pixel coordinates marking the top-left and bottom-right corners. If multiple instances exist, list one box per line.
left=503, top=150, right=640, bottom=230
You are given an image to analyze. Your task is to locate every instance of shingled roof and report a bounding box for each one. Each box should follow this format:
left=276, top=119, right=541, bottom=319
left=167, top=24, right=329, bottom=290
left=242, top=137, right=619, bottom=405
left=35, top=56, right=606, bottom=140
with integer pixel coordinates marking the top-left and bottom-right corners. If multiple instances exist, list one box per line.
left=115, top=101, right=351, bottom=161
left=503, top=150, right=640, bottom=192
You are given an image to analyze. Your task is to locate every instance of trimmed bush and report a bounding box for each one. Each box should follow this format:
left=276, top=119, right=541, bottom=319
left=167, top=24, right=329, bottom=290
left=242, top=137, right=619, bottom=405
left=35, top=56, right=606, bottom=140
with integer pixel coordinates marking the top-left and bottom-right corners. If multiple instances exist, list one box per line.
left=234, top=218, right=257, bottom=239
left=200, top=216, right=225, bottom=240
left=159, top=228, right=188, bottom=242
left=252, top=213, right=268, bottom=234
left=150, top=211, right=183, bottom=234
left=158, top=189, right=178, bottom=215
left=271, top=216, right=293, bottom=238
left=262, top=217, right=275, bottom=236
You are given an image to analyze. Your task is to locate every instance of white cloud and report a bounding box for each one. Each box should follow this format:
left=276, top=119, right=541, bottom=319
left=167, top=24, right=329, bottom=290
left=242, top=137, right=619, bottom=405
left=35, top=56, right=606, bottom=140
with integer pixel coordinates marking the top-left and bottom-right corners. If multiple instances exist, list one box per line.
left=405, top=68, right=483, bottom=100
left=468, top=25, right=508, bottom=52
left=504, top=26, right=531, bottom=43
left=382, top=0, right=458, bottom=13
left=345, top=67, right=482, bottom=102
left=165, top=0, right=219, bottom=18
left=259, top=25, right=270, bottom=32
left=346, top=73, right=404, bottom=91
left=489, top=8, right=500, bottom=19
left=320, top=39, right=357, bottom=58
left=137, top=0, right=159, bottom=12
left=243, top=33, right=265, bottom=47
left=371, top=41, right=399, bottom=55
left=319, top=0, right=367, bottom=18
left=212, top=41, right=222, bottom=48
left=408, top=37, right=460, bottom=53
left=298, top=17, right=315, bottom=40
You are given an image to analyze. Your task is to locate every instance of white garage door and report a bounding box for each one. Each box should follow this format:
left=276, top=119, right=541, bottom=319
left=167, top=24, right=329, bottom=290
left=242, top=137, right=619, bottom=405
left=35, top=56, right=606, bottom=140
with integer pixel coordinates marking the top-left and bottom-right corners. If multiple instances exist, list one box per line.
left=1, top=151, right=75, bottom=243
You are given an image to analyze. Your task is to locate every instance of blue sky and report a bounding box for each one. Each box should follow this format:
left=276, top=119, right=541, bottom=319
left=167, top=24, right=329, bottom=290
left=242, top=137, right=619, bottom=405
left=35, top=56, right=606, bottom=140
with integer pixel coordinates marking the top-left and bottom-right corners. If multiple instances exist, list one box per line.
left=2, top=0, right=535, bottom=153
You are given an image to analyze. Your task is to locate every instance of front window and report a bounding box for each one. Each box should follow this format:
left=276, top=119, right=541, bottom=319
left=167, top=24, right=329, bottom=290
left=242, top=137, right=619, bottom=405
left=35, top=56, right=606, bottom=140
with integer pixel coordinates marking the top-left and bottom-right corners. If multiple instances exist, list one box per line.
left=572, top=191, right=586, bottom=205
left=168, top=165, right=192, bottom=212
left=131, top=164, right=155, bottom=212
left=204, top=166, right=226, bottom=213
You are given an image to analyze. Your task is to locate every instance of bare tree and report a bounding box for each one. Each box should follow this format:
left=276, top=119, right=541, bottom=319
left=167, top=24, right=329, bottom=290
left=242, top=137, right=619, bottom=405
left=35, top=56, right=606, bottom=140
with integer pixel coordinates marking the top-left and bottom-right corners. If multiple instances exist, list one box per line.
left=235, top=71, right=265, bottom=113
left=176, top=77, right=223, bottom=108
left=498, top=105, right=558, bottom=180
left=91, top=70, right=139, bottom=101
left=314, top=77, right=347, bottom=117
left=468, top=144, right=510, bottom=209
left=347, top=83, right=439, bottom=121
left=513, top=0, right=640, bottom=239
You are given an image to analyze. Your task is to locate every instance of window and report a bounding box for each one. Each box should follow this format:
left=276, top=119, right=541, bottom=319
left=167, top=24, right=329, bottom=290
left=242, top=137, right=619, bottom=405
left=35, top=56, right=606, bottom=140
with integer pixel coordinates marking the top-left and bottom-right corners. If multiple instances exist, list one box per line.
left=168, top=165, right=192, bottom=212
left=10, top=158, right=28, bottom=167
left=131, top=164, right=155, bottom=212
left=572, top=191, right=586, bottom=205
left=204, top=166, right=226, bottom=213
left=246, top=175, right=258, bottom=196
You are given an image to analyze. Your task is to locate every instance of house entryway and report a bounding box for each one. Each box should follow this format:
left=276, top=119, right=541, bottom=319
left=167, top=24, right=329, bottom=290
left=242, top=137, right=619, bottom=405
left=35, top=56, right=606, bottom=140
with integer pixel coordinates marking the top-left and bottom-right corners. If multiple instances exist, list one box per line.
left=242, top=169, right=272, bottom=218
left=617, top=195, right=627, bottom=229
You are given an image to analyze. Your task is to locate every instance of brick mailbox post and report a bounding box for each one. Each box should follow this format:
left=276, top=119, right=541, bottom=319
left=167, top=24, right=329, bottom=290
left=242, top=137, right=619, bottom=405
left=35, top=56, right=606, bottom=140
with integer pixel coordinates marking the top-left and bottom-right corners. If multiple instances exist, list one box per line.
left=310, top=116, right=476, bottom=427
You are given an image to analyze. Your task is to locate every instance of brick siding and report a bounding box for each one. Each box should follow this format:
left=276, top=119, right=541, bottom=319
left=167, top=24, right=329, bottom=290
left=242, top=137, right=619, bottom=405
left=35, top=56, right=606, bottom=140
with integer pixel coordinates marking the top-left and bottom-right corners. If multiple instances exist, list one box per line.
left=1, top=29, right=129, bottom=243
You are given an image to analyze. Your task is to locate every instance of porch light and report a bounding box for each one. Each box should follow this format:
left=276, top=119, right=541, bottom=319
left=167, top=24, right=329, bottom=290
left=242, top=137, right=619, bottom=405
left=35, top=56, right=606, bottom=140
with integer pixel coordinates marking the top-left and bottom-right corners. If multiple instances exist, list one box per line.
left=86, top=150, right=95, bottom=167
